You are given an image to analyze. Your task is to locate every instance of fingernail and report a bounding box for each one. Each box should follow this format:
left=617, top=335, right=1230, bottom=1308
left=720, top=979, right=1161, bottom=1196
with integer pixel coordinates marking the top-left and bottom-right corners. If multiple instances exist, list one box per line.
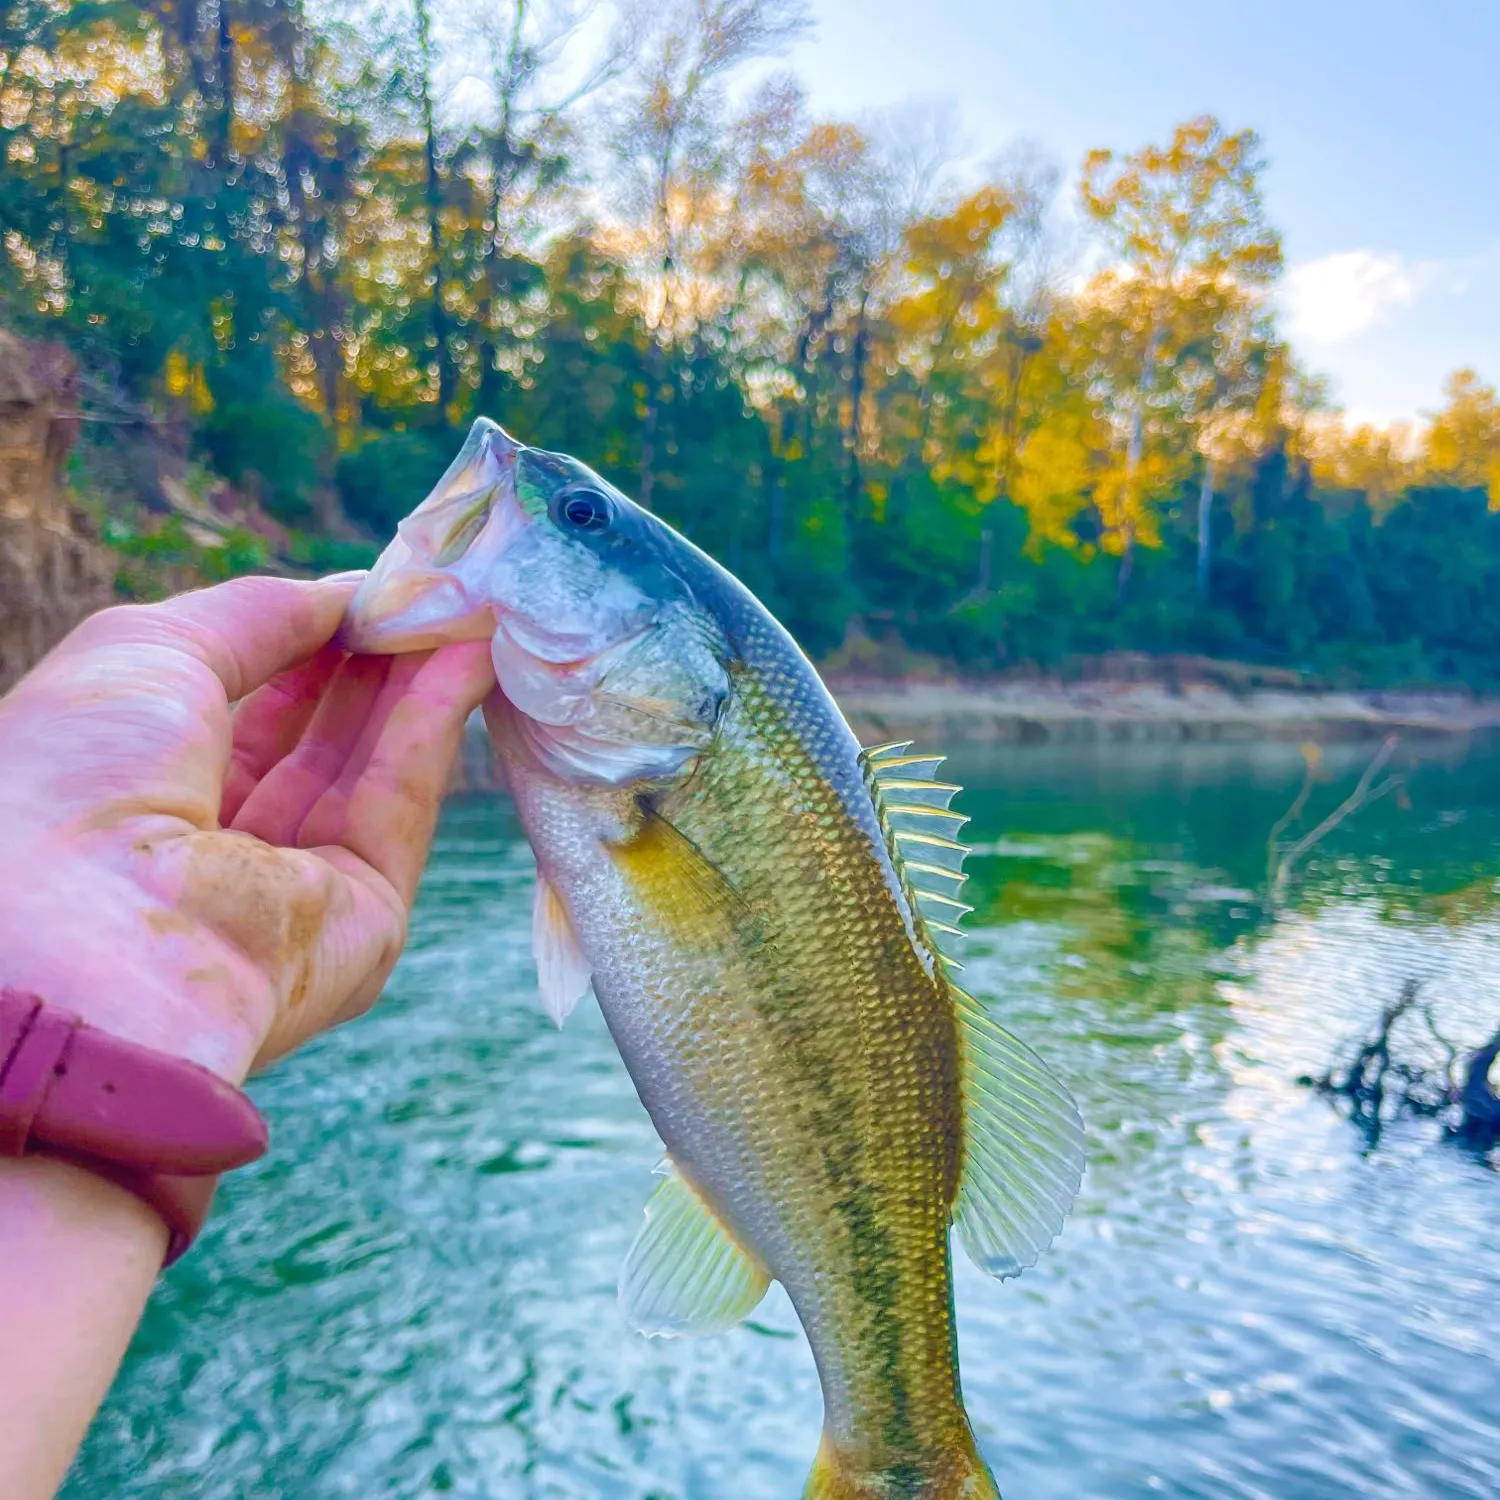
left=320, top=570, right=370, bottom=586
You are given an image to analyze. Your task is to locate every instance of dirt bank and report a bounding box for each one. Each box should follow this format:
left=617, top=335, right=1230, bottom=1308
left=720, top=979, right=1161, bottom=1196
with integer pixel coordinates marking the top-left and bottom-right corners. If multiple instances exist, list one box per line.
left=827, top=678, right=1500, bottom=747
left=0, top=331, right=113, bottom=693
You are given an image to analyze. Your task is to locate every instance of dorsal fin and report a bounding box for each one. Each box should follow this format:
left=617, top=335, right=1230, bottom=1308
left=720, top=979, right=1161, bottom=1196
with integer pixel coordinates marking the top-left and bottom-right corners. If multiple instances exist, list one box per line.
left=860, top=740, right=970, bottom=963
left=860, top=740, right=1085, bottom=1280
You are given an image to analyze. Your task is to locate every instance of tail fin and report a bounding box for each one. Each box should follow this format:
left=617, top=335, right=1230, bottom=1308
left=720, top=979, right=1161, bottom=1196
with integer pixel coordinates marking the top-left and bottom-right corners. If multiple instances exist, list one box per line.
left=802, top=1429, right=1001, bottom=1499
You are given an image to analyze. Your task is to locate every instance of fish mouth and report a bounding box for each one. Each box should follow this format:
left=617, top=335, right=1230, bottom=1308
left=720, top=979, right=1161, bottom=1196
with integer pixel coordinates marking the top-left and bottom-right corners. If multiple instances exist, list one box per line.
left=336, top=538, right=496, bottom=653
left=338, top=416, right=650, bottom=671
left=337, top=417, right=522, bottom=654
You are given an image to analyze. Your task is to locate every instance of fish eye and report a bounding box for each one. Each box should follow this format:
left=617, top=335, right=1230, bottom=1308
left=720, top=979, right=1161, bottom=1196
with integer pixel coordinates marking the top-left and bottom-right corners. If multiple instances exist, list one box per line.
left=557, top=486, right=613, bottom=534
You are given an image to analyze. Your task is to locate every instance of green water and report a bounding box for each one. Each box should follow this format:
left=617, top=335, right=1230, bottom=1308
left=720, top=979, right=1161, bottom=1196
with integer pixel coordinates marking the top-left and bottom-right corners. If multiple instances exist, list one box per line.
left=67, top=736, right=1500, bottom=1498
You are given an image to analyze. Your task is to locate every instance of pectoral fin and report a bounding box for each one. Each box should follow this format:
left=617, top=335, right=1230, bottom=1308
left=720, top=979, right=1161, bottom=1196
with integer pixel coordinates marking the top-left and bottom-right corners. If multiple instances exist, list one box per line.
left=619, top=1160, right=770, bottom=1337
left=532, top=875, right=592, bottom=1027
left=951, top=986, right=1086, bottom=1279
left=605, top=805, right=748, bottom=948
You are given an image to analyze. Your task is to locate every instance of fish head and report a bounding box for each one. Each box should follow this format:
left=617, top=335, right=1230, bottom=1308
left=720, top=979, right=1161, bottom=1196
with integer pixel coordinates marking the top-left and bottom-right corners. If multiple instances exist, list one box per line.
left=341, top=418, right=730, bottom=784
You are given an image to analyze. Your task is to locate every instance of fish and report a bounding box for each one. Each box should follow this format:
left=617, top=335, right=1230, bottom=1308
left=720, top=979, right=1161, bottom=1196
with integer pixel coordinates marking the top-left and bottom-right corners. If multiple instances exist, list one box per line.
left=340, top=418, right=1084, bottom=1498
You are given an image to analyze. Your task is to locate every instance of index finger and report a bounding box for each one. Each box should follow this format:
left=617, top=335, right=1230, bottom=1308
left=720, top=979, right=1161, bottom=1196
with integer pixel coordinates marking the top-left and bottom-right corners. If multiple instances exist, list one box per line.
left=220, top=642, right=348, bottom=824
left=296, top=641, right=496, bottom=908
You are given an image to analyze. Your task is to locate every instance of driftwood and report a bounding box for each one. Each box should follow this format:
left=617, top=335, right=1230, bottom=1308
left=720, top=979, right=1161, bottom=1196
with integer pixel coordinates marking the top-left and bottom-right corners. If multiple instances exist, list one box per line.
left=1299, top=979, right=1500, bottom=1153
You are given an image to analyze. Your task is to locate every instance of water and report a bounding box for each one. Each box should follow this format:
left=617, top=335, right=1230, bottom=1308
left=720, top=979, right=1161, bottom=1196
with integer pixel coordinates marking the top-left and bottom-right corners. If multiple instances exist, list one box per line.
left=67, top=735, right=1500, bottom=1498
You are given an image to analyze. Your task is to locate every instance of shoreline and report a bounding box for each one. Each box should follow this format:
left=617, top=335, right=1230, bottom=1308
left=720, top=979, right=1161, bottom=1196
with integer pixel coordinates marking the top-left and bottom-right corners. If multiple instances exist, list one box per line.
left=826, top=678, right=1500, bottom=746
left=449, top=678, right=1500, bottom=792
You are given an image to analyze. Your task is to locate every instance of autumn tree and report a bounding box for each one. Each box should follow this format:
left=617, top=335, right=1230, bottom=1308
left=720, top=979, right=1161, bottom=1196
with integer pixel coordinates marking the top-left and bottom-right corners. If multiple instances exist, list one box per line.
left=1080, top=116, right=1283, bottom=594
left=1425, top=369, right=1500, bottom=506
left=9, top=4, right=1500, bottom=685
left=444, top=0, right=627, bottom=415
left=732, top=96, right=891, bottom=556
left=1302, top=418, right=1418, bottom=518
left=608, top=0, right=809, bottom=507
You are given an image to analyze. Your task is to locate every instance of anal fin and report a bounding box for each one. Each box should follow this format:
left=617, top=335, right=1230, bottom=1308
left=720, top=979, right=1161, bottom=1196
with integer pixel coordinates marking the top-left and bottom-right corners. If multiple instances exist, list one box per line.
left=620, top=1160, right=770, bottom=1337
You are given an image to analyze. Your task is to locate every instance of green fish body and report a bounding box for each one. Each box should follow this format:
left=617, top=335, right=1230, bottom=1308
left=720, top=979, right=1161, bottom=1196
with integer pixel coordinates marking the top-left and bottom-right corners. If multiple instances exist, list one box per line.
left=341, top=420, right=1084, bottom=1498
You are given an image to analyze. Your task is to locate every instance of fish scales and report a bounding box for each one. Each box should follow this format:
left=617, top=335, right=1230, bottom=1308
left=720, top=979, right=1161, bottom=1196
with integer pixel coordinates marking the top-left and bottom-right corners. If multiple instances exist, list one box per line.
left=341, top=418, right=1084, bottom=1498
left=657, top=666, right=969, bottom=1462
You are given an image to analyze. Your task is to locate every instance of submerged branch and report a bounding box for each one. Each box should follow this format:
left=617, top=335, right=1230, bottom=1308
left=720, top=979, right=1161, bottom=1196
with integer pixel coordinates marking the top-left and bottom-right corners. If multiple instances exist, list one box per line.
left=1300, top=979, right=1500, bottom=1155
left=1267, top=735, right=1403, bottom=908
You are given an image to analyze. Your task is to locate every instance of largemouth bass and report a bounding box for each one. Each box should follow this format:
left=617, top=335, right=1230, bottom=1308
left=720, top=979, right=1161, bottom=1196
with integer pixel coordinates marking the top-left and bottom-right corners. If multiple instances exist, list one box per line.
left=340, top=419, right=1084, bottom=1498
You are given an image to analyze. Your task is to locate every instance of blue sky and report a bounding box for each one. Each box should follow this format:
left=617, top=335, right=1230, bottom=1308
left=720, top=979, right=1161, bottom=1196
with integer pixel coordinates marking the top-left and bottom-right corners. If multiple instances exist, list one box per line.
left=786, top=0, right=1500, bottom=424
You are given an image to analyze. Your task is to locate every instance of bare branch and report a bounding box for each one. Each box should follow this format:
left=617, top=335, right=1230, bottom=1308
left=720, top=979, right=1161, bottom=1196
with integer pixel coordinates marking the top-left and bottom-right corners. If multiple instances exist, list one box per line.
left=1270, top=735, right=1403, bottom=906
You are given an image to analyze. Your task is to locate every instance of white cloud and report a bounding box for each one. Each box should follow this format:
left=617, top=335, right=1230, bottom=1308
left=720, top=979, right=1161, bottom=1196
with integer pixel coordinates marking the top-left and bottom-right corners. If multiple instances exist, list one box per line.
left=1281, top=250, right=1431, bottom=347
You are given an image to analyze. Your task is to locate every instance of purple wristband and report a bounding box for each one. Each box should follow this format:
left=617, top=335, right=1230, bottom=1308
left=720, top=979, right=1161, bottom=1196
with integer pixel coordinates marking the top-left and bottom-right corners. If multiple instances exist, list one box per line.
left=0, top=988, right=269, bottom=1264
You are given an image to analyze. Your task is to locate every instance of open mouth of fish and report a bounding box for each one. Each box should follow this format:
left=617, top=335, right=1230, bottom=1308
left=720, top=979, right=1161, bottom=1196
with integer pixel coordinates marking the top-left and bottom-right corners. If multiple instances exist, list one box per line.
left=337, top=419, right=575, bottom=661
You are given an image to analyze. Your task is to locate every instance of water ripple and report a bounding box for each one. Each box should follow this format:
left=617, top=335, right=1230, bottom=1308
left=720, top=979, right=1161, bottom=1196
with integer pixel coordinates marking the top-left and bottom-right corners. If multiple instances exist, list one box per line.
left=67, top=746, right=1500, bottom=1498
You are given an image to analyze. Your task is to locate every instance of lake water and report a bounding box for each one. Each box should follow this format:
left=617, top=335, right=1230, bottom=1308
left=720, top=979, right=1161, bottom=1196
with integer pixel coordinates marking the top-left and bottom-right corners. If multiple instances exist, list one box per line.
left=67, top=735, right=1500, bottom=1499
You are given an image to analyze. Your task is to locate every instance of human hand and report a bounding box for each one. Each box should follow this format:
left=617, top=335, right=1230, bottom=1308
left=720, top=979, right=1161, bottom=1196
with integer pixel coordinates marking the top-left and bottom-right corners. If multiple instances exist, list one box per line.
left=0, top=575, right=495, bottom=1084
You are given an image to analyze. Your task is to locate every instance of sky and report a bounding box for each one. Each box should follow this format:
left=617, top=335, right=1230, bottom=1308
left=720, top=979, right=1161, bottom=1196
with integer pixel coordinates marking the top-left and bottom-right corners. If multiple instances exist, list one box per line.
left=783, top=0, right=1500, bottom=425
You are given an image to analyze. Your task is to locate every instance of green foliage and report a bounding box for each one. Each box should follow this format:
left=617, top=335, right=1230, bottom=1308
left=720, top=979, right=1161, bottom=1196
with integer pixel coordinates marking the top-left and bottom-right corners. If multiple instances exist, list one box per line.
left=104, top=515, right=270, bottom=599
left=285, top=532, right=381, bottom=576
left=197, top=398, right=328, bottom=527
left=4, top=1, right=1498, bottom=686
left=336, top=430, right=453, bottom=535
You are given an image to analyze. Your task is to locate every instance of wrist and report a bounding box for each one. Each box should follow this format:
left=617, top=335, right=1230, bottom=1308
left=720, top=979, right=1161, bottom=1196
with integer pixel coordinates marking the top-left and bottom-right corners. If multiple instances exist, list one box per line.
left=0, top=1155, right=167, bottom=1500
left=0, top=988, right=269, bottom=1264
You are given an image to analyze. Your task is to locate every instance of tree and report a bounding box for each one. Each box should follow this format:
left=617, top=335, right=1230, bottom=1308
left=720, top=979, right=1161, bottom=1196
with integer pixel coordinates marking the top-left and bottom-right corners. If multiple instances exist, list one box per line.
left=732, top=95, right=892, bottom=558
left=1425, top=369, right=1500, bottom=507
left=1302, top=418, right=1419, bottom=518
left=608, top=0, right=809, bottom=507
left=447, top=0, right=626, bottom=416
left=9, top=2, right=1500, bottom=690
left=1080, top=116, right=1283, bottom=595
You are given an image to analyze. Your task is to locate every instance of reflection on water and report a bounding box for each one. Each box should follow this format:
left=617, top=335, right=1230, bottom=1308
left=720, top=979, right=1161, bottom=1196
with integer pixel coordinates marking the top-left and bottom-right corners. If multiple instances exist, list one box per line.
left=68, top=736, right=1500, bottom=1498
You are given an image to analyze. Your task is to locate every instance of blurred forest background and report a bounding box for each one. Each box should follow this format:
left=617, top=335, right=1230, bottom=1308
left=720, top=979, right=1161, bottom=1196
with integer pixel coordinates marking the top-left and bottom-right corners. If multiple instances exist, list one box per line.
left=3, top=0, right=1499, bottom=684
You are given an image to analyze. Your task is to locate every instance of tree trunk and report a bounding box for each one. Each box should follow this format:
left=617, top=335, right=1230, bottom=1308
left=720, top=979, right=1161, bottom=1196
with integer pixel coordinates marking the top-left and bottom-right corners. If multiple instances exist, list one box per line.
left=767, top=403, right=795, bottom=562
left=995, top=331, right=1039, bottom=501
left=413, top=0, right=454, bottom=415
left=215, top=0, right=234, bottom=169
left=476, top=167, right=509, bottom=418
left=478, top=41, right=523, bottom=419
left=844, top=294, right=869, bottom=519
left=1118, top=315, right=1164, bottom=604
left=1196, top=457, right=1215, bottom=600
left=1115, top=534, right=1135, bottom=603
left=638, top=334, right=663, bottom=512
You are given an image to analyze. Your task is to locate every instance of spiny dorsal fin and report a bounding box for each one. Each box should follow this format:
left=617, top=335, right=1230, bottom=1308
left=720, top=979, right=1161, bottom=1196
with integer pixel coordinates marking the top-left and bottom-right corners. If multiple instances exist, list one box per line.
left=859, top=740, right=1085, bottom=1281
left=860, top=740, right=972, bottom=960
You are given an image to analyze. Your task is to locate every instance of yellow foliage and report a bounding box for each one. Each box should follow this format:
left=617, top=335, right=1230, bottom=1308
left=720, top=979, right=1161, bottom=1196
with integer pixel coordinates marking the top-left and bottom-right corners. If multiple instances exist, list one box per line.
left=1302, top=418, right=1418, bottom=516
left=1300, top=369, right=1500, bottom=517
left=1011, top=416, right=1099, bottom=552
left=1092, top=450, right=1179, bottom=554
left=162, top=350, right=213, bottom=416
left=1425, top=369, right=1500, bottom=505
left=1080, top=116, right=1282, bottom=290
